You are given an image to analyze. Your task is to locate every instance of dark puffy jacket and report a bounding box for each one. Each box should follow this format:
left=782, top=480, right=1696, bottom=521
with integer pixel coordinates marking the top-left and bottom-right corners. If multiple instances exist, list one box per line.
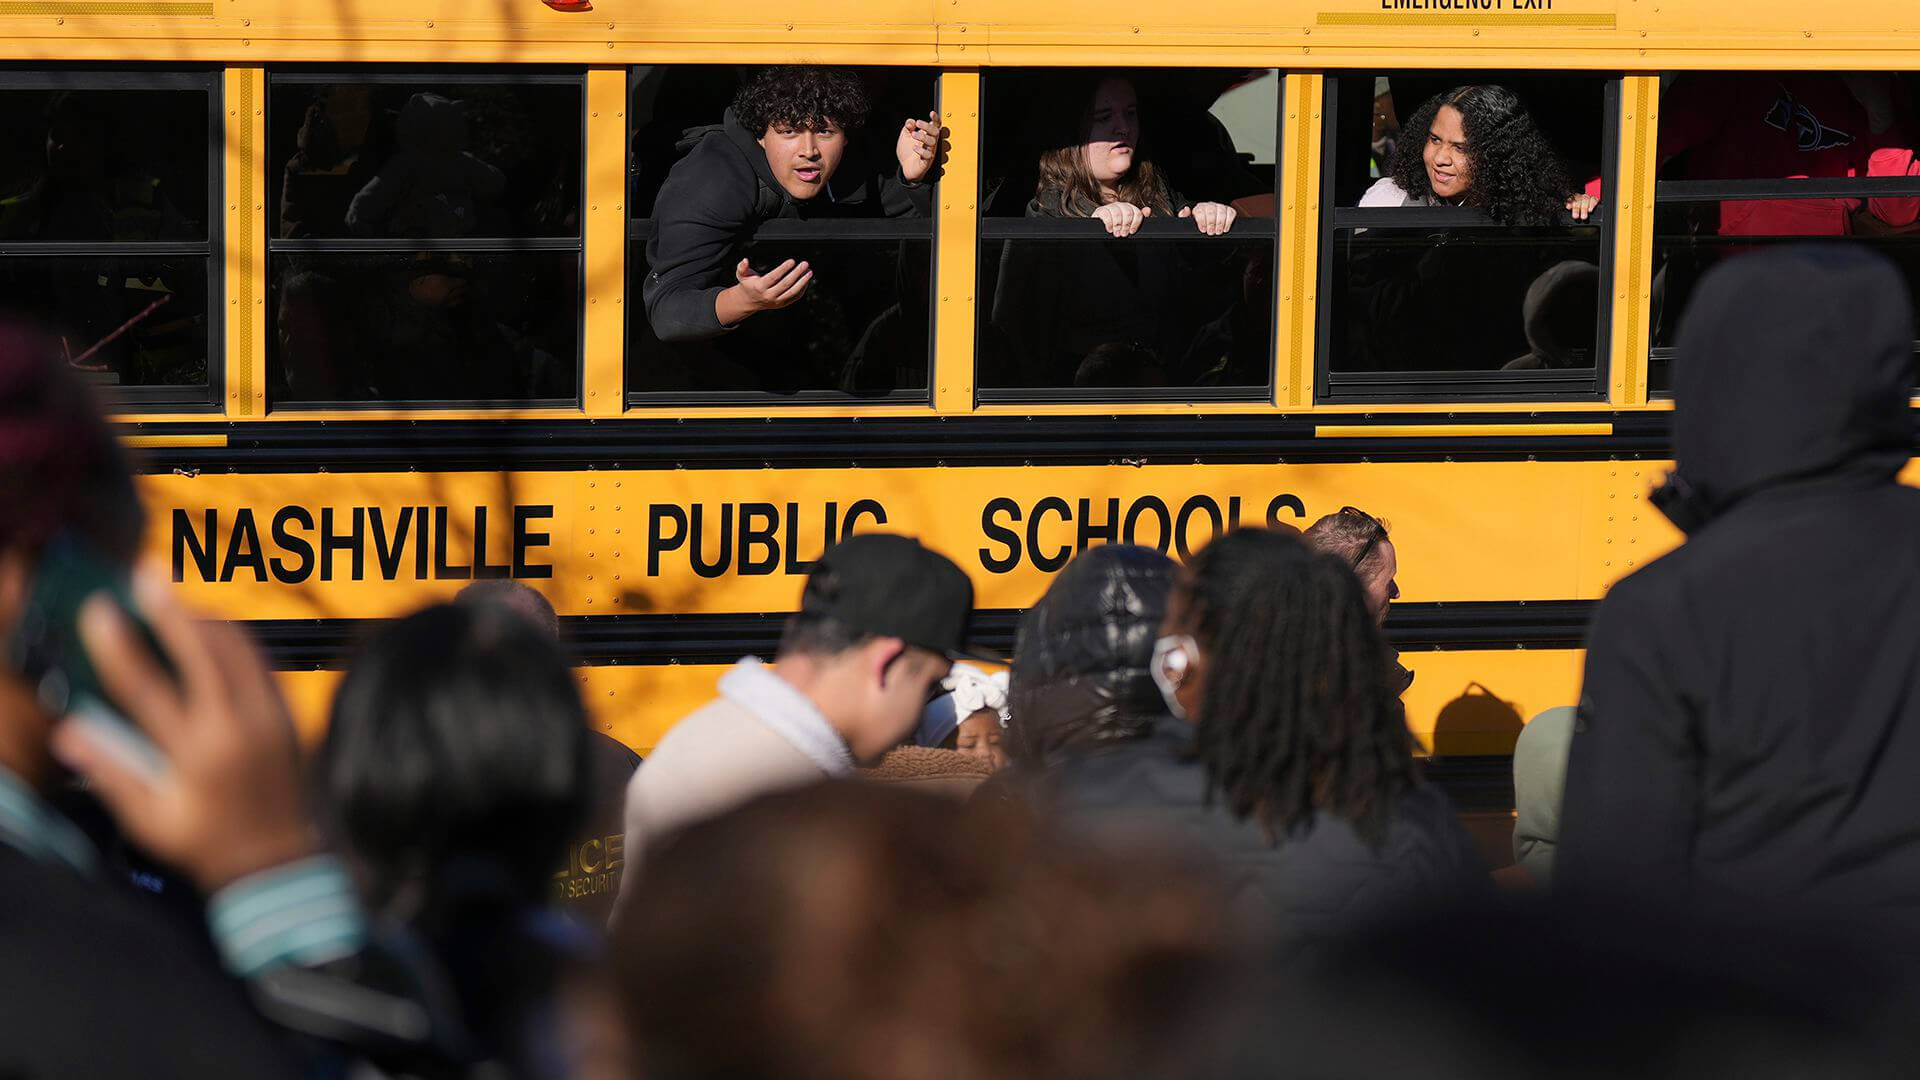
left=1559, top=246, right=1920, bottom=920
left=1006, top=543, right=1178, bottom=768
left=642, top=107, right=930, bottom=343
left=1049, top=719, right=1485, bottom=951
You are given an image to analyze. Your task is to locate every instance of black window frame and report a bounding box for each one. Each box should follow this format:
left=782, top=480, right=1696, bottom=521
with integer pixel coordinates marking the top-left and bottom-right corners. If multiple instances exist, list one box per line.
left=974, top=68, right=1284, bottom=406
left=1314, top=73, right=1621, bottom=404
left=1647, top=71, right=1920, bottom=397
left=0, top=68, right=224, bottom=413
left=623, top=65, right=940, bottom=409
left=265, top=66, right=587, bottom=412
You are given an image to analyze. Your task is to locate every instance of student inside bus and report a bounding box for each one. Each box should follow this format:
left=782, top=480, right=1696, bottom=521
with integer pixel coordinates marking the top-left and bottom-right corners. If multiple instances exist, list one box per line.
left=1028, top=73, right=1238, bottom=237
left=1658, top=72, right=1920, bottom=238
left=989, top=72, right=1257, bottom=388
left=1648, top=73, right=1920, bottom=359
left=641, top=66, right=942, bottom=345
left=1360, top=84, right=1599, bottom=224
left=1334, top=80, right=1606, bottom=373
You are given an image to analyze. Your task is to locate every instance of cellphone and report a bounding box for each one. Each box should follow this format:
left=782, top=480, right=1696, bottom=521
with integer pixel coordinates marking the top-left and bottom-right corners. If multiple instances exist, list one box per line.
left=7, top=536, right=170, bottom=776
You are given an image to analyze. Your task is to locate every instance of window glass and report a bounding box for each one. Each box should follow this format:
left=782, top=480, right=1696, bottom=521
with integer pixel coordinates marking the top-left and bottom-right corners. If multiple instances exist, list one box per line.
left=0, top=89, right=207, bottom=243
left=977, top=69, right=1278, bottom=398
left=1319, top=74, right=1611, bottom=390
left=1649, top=73, right=1920, bottom=393
left=0, top=81, right=216, bottom=400
left=1647, top=206, right=1920, bottom=392
left=626, top=66, right=939, bottom=400
left=1325, top=229, right=1602, bottom=374
left=980, top=237, right=1271, bottom=389
left=270, top=81, right=580, bottom=240
left=0, top=254, right=209, bottom=387
left=267, top=74, right=583, bottom=408
left=628, top=234, right=931, bottom=395
left=267, top=251, right=578, bottom=404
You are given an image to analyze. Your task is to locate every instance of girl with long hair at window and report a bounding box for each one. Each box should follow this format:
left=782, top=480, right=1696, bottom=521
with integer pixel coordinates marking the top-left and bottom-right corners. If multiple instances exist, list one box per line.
left=1031, top=74, right=1238, bottom=237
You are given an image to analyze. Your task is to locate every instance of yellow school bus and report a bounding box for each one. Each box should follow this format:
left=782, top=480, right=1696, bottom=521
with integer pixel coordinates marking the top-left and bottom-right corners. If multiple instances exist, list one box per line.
left=19, top=0, right=1920, bottom=815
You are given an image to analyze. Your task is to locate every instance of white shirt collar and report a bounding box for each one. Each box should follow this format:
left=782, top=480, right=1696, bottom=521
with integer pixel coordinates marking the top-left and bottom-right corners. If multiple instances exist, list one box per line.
left=719, top=658, right=856, bottom=777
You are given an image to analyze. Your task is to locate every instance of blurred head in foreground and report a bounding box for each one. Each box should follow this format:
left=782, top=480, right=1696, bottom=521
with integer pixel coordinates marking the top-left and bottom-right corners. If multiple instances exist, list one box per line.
left=615, top=781, right=1247, bottom=1080
left=0, top=323, right=141, bottom=782
left=317, top=601, right=591, bottom=916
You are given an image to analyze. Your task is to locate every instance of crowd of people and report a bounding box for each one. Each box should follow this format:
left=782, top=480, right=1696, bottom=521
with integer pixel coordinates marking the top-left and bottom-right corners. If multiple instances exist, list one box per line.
left=9, top=242, right=1920, bottom=1076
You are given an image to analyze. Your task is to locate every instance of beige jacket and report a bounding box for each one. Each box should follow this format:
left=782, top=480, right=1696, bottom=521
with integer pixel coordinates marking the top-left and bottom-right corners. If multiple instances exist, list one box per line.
left=618, top=659, right=854, bottom=901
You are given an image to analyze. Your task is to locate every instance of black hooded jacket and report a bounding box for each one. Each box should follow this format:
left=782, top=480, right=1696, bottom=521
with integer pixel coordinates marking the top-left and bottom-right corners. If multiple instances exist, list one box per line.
left=642, top=107, right=930, bottom=343
left=1558, top=246, right=1920, bottom=918
left=1006, top=543, right=1178, bottom=767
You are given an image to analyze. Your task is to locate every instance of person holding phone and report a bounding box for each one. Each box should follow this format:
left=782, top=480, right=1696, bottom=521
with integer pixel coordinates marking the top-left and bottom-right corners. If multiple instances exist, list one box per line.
left=0, top=323, right=297, bottom=1075
left=0, top=323, right=493, bottom=1076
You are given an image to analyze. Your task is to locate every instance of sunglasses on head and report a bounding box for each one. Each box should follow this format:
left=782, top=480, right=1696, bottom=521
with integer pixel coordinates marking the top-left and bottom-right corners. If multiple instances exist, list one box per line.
left=1338, top=505, right=1389, bottom=570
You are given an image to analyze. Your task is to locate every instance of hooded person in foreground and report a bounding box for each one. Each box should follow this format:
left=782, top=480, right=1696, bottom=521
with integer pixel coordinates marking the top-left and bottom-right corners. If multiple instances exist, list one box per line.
left=1557, top=246, right=1920, bottom=923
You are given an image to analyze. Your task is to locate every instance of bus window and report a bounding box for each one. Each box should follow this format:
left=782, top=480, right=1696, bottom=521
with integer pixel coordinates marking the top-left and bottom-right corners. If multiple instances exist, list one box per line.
left=1649, top=72, right=1920, bottom=392
left=977, top=69, right=1277, bottom=400
left=0, top=76, right=217, bottom=406
left=266, top=74, right=582, bottom=407
left=1319, top=74, right=1615, bottom=400
left=626, top=66, right=938, bottom=401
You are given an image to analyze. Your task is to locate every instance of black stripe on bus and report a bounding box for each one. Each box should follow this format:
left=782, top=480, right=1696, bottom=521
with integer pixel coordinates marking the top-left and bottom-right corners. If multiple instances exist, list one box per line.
left=244, top=600, right=1597, bottom=671
left=124, top=413, right=1682, bottom=472
left=1419, top=755, right=1518, bottom=812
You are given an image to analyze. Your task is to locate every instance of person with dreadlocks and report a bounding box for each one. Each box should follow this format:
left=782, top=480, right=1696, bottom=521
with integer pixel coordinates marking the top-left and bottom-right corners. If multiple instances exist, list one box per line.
left=1043, top=527, right=1482, bottom=951
left=1360, top=84, right=1598, bottom=225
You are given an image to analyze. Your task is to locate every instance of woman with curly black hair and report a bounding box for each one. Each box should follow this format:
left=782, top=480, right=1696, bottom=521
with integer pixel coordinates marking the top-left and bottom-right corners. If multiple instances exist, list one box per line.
left=1362, top=84, right=1599, bottom=225
left=1042, top=527, right=1484, bottom=949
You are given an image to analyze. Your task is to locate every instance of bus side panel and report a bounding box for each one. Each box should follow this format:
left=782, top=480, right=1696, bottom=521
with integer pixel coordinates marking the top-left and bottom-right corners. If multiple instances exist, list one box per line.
left=142, top=460, right=1685, bottom=620
left=279, top=649, right=1587, bottom=758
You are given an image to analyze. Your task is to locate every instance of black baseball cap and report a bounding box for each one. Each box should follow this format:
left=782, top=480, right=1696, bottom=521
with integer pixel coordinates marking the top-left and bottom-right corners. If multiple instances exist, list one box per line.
left=802, top=533, right=1000, bottom=664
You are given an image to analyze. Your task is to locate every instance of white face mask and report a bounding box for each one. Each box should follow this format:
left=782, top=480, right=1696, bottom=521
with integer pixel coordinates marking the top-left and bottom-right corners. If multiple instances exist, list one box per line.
left=1149, top=633, right=1198, bottom=721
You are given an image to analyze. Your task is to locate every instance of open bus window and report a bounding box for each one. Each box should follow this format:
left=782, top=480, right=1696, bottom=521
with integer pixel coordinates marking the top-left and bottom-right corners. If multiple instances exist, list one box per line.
left=1319, top=74, right=1615, bottom=399
left=1649, top=72, right=1920, bottom=392
left=0, top=76, right=217, bottom=405
left=626, top=65, right=938, bottom=402
left=977, top=69, right=1278, bottom=400
left=265, top=73, right=582, bottom=409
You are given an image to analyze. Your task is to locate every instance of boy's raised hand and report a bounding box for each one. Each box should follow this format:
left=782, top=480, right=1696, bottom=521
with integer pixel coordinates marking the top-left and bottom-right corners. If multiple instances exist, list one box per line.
left=897, top=111, right=945, bottom=183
